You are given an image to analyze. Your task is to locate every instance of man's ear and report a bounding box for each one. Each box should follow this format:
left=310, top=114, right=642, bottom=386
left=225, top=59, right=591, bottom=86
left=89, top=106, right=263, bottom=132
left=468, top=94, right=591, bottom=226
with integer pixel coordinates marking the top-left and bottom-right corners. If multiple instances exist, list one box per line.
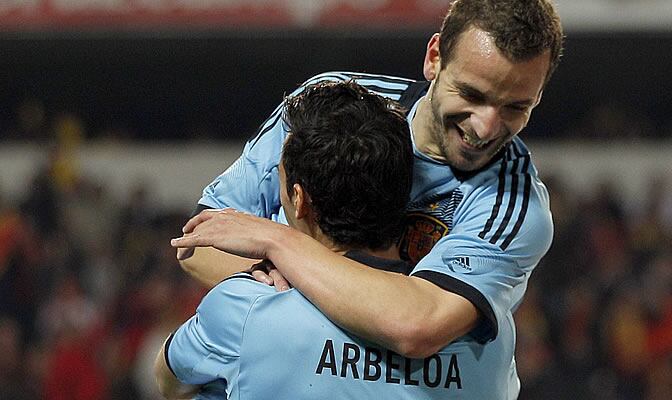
left=292, top=183, right=311, bottom=220
left=533, top=90, right=544, bottom=108
left=423, top=33, right=442, bottom=81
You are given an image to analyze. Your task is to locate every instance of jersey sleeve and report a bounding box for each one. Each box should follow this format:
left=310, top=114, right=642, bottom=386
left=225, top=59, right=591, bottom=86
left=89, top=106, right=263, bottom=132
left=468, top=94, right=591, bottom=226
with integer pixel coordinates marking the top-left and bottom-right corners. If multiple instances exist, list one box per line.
left=197, top=72, right=356, bottom=217
left=411, top=154, right=553, bottom=344
left=165, top=275, right=263, bottom=386
left=197, top=113, right=285, bottom=217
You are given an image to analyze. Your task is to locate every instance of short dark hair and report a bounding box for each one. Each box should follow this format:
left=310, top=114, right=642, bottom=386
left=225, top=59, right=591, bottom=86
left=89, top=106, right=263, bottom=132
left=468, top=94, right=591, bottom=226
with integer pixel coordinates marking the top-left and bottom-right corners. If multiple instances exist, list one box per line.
left=439, top=0, right=564, bottom=84
left=282, top=81, right=413, bottom=250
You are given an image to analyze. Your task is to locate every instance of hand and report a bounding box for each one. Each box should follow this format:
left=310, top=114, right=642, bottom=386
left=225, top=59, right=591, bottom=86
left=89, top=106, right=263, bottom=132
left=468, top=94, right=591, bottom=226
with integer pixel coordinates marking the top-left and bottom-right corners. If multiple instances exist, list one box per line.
left=175, top=212, right=201, bottom=261
left=246, top=260, right=291, bottom=292
left=171, top=208, right=289, bottom=261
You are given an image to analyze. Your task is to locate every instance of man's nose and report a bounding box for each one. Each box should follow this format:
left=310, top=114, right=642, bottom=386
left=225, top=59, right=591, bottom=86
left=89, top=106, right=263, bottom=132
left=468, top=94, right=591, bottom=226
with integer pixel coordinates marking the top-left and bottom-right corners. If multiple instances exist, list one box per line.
left=470, top=106, right=503, bottom=141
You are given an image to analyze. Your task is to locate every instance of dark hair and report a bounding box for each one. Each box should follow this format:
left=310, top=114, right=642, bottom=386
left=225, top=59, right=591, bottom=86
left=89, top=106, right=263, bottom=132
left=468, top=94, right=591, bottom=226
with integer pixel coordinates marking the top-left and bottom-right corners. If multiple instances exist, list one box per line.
left=282, top=81, right=413, bottom=250
left=439, top=0, right=564, bottom=84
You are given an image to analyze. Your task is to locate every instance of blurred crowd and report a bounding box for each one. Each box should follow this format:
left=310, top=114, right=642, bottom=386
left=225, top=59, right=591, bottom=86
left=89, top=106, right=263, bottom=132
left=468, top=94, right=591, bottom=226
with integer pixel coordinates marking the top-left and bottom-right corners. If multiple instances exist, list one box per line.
left=0, top=151, right=206, bottom=399
left=1, top=105, right=671, bottom=400
left=517, top=175, right=672, bottom=399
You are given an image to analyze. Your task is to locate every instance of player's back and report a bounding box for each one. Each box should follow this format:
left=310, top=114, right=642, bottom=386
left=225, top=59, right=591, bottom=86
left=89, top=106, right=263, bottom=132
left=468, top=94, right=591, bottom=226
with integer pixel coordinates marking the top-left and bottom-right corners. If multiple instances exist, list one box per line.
left=217, top=257, right=520, bottom=399
left=172, top=251, right=519, bottom=399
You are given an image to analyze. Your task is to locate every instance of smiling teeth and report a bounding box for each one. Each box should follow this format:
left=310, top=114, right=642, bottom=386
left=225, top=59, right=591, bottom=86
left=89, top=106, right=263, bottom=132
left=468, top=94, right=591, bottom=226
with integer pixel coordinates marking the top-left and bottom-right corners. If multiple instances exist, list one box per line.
left=463, top=133, right=489, bottom=148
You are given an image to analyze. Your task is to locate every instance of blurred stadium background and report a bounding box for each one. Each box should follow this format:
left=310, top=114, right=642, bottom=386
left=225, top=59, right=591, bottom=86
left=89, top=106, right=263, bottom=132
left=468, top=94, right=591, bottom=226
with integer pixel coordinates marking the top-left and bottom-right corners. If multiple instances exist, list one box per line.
left=0, top=1, right=671, bottom=399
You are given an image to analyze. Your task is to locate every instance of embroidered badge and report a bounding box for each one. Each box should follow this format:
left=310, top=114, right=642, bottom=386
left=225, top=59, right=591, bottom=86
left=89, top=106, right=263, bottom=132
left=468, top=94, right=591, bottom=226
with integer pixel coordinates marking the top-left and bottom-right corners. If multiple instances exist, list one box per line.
left=399, top=213, right=448, bottom=264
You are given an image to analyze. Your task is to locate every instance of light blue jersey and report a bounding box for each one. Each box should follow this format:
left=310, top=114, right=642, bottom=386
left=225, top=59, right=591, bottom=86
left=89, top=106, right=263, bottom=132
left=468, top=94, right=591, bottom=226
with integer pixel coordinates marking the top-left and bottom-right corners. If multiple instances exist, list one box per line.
left=197, top=72, right=553, bottom=398
left=197, top=72, right=416, bottom=224
left=167, top=252, right=520, bottom=399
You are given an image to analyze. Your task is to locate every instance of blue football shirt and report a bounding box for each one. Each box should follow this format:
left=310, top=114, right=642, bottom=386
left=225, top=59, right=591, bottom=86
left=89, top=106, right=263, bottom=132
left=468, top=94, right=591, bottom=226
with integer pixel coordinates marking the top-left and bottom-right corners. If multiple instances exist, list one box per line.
left=194, top=71, right=553, bottom=398
left=167, top=251, right=520, bottom=399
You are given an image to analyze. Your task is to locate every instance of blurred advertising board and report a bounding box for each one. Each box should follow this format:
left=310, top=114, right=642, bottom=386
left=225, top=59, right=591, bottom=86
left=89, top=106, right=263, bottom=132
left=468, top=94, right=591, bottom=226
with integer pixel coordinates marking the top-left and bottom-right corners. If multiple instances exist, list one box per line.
left=0, top=0, right=446, bottom=30
left=4, top=1, right=671, bottom=32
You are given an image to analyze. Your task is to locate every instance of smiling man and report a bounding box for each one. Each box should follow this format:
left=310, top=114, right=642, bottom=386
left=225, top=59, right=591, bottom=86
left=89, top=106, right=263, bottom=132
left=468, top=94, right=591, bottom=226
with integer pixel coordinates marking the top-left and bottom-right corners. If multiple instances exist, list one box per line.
left=172, top=1, right=563, bottom=397
left=156, top=81, right=489, bottom=399
left=414, top=25, right=549, bottom=172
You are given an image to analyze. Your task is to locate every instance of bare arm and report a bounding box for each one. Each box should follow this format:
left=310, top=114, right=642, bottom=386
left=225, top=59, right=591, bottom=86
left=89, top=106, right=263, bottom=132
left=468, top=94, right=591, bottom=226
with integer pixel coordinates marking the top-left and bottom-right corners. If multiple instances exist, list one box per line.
left=178, top=246, right=260, bottom=289
left=172, top=210, right=479, bottom=358
left=176, top=212, right=288, bottom=289
left=265, top=230, right=479, bottom=358
left=154, top=337, right=201, bottom=399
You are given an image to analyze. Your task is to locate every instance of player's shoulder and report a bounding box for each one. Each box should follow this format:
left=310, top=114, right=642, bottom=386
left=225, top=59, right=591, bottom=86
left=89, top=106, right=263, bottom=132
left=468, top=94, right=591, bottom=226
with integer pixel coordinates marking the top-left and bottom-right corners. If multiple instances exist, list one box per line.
left=467, top=137, right=548, bottom=206
left=214, top=272, right=276, bottom=295
left=499, top=137, right=550, bottom=216
left=504, top=137, right=540, bottom=174
left=457, top=137, right=553, bottom=260
left=482, top=137, right=541, bottom=179
left=199, top=273, right=275, bottom=311
left=300, top=71, right=417, bottom=100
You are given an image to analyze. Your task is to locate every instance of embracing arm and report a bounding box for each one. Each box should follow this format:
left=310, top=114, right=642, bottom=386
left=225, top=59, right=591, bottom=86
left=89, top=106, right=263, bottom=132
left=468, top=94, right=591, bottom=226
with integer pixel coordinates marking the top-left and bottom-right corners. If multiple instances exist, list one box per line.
left=178, top=247, right=259, bottom=289
left=172, top=210, right=478, bottom=358
left=266, top=229, right=479, bottom=358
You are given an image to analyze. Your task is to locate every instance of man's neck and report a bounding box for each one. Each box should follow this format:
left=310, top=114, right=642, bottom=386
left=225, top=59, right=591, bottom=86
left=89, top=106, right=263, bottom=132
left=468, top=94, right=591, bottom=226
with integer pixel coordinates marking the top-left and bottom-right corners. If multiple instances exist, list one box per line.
left=329, top=244, right=401, bottom=261
left=411, top=95, right=448, bottom=163
left=361, top=245, right=402, bottom=261
left=304, top=221, right=401, bottom=261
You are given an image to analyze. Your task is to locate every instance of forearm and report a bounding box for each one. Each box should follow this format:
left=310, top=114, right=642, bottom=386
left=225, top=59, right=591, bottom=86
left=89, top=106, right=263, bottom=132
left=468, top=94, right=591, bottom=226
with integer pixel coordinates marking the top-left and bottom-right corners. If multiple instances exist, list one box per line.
left=267, top=230, right=479, bottom=358
left=154, top=339, right=201, bottom=399
left=179, top=247, right=259, bottom=289
left=169, top=210, right=479, bottom=356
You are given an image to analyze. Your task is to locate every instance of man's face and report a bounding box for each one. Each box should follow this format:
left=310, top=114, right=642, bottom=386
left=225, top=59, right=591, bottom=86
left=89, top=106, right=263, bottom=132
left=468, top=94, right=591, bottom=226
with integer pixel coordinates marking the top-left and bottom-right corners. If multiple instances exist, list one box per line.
left=423, top=27, right=550, bottom=171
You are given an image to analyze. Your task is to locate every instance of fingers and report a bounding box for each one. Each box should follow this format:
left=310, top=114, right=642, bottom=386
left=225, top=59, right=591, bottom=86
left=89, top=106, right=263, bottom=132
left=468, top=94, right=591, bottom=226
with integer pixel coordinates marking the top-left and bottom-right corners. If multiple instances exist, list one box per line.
left=176, top=208, right=239, bottom=254
left=251, top=269, right=274, bottom=285
left=249, top=260, right=274, bottom=285
left=176, top=246, right=195, bottom=261
left=269, top=268, right=290, bottom=292
left=182, top=208, right=232, bottom=234
left=175, top=207, right=275, bottom=261
left=171, top=233, right=209, bottom=249
left=248, top=260, right=289, bottom=291
left=182, top=213, right=207, bottom=234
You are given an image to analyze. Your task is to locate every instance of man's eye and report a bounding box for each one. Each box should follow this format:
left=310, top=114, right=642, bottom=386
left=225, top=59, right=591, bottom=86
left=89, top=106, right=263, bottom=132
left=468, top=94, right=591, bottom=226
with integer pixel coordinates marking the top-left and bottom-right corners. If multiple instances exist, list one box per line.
left=461, top=92, right=483, bottom=103
left=507, top=104, right=528, bottom=112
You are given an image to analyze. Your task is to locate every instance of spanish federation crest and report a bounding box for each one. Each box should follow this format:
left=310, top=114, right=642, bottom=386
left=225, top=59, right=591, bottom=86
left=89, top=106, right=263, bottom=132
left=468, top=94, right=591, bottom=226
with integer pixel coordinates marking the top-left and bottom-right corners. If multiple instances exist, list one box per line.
left=399, top=213, right=448, bottom=264
left=399, top=190, right=464, bottom=264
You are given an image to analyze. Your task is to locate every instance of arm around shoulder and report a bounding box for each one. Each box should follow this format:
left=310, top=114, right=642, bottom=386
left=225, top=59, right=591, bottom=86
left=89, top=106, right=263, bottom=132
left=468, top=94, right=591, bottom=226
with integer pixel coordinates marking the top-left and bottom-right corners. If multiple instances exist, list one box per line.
left=265, top=230, right=480, bottom=358
left=178, top=246, right=259, bottom=289
left=377, top=275, right=480, bottom=358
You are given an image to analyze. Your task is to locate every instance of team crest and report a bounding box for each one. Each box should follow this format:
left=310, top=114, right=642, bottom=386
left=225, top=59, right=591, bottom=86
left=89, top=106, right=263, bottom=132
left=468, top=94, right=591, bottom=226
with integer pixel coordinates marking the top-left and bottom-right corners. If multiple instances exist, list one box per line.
left=399, top=213, right=449, bottom=264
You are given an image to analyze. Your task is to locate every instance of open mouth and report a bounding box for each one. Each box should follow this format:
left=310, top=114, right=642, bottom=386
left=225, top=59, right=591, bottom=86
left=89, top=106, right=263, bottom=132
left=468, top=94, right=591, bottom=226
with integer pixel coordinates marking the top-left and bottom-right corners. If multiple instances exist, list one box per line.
left=455, top=125, right=490, bottom=149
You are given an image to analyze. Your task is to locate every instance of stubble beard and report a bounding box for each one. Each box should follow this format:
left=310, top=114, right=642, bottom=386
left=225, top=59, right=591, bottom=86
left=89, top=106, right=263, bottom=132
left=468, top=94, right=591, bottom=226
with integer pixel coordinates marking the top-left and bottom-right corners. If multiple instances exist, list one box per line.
left=429, top=92, right=481, bottom=171
left=429, top=91, right=515, bottom=172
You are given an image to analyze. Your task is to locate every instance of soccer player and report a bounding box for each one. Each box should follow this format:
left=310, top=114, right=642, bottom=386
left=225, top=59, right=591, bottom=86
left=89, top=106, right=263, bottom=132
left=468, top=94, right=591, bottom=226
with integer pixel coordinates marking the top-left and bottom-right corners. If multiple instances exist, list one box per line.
left=172, top=0, right=562, bottom=392
left=157, top=81, right=519, bottom=399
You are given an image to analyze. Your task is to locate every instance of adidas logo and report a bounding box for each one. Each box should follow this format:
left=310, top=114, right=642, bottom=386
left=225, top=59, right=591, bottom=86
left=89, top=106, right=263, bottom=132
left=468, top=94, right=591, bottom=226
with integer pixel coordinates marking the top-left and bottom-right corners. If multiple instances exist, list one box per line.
left=449, top=257, right=472, bottom=272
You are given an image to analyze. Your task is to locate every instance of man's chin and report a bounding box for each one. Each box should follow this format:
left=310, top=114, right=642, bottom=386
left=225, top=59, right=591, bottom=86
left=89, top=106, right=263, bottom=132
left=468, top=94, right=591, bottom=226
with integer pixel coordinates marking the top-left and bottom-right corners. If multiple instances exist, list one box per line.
left=449, top=154, right=488, bottom=172
left=440, top=141, right=494, bottom=171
